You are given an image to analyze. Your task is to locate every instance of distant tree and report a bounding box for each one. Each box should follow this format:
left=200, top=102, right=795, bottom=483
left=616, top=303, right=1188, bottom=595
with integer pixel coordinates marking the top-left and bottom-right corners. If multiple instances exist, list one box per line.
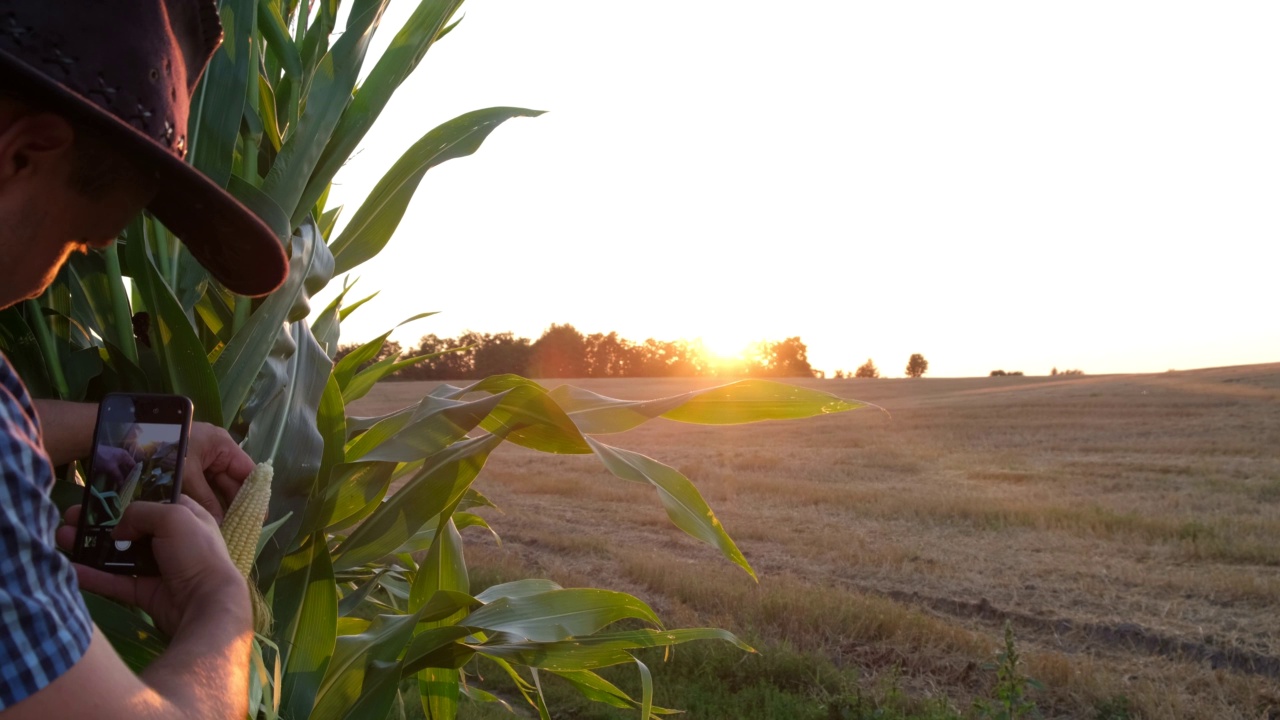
left=905, top=353, right=928, bottom=378
left=528, top=323, right=588, bottom=378
left=990, top=369, right=1006, bottom=377
left=854, top=359, right=880, bottom=379
left=1050, top=367, right=1058, bottom=376
left=1009, top=371, right=1024, bottom=376
left=474, top=332, right=533, bottom=377
left=1061, top=369, right=1084, bottom=376
left=833, top=369, right=845, bottom=380
left=584, top=332, right=628, bottom=377
left=747, top=337, right=815, bottom=378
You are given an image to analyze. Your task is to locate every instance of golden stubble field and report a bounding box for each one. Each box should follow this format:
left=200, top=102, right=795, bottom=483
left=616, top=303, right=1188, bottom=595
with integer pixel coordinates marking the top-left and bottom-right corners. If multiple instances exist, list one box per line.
left=351, top=364, right=1280, bottom=719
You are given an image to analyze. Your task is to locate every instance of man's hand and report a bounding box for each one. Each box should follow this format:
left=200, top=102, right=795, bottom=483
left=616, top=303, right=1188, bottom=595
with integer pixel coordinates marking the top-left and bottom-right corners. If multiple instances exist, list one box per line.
left=56, top=497, right=249, bottom=638
left=182, top=423, right=255, bottom=524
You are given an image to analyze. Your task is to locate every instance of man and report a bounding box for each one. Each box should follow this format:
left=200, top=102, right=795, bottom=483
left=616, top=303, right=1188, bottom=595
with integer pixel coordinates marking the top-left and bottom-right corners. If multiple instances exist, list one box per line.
left=0, top=1, right=289, bottom=717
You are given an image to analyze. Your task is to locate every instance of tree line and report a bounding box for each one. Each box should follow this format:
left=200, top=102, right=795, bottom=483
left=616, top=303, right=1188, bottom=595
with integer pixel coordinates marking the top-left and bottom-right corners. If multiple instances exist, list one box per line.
left=336, top=324, right=817, bottom=380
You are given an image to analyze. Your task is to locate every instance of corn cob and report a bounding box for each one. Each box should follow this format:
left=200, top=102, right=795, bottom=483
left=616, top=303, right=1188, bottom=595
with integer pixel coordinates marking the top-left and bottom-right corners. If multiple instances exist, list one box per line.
left=220, top=461, right=274, bottom=633
left=221, top=461, right=273, bottom=577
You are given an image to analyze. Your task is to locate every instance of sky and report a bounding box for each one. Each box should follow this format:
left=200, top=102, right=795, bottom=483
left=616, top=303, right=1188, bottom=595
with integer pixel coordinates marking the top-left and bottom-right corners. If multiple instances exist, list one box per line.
left=315, top=1, right=1280, bottom=378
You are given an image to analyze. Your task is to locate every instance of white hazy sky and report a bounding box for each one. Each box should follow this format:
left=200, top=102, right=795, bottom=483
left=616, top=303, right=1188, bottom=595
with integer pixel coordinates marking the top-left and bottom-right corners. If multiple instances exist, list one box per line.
left=316, top=1, right=1280, bottom=378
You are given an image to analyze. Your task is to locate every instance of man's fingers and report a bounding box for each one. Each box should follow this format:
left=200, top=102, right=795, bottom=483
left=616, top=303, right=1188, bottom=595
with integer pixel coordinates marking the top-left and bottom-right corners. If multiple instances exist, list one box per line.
left=111, top=501, right=192, bottom=542
left=55, top=523, right=77, bottom=552
left=181, top=472, right=225, bottom=524
left=73, top=564, right=139, bottom=607
left=62, top=504, right=82, bottom=527
left=175, top=495, right=220, bottom=534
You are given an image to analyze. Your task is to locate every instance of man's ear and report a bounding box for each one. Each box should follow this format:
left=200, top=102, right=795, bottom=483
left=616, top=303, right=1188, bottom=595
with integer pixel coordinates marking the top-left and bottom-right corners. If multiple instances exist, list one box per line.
left=0, top=112, right=74, bottom=188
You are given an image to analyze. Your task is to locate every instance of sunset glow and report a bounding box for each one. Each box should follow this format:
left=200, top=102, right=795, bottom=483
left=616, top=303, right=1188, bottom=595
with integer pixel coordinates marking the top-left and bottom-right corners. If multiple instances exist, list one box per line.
left=318, top=1, right=1279, bottom=378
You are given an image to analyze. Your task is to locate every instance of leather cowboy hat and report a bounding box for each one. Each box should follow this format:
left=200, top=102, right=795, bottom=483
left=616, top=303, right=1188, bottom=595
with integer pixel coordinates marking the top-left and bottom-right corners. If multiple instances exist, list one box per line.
left=0, top=0, right=287, bottom=297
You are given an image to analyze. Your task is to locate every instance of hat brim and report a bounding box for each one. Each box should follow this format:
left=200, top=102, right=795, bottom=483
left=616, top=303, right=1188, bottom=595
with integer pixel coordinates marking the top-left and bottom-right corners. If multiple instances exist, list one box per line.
left=0, top=49, right=288, bottom=298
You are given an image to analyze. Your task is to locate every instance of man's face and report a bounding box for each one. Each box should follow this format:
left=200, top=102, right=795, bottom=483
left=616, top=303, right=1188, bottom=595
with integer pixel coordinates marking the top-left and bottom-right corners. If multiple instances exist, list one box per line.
left=0, top=105, right=155, bottom=309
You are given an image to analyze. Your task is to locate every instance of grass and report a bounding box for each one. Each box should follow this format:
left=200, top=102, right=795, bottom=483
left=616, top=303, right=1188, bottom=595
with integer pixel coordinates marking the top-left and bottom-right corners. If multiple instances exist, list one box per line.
left=352, top=363, right=1280, bottom=719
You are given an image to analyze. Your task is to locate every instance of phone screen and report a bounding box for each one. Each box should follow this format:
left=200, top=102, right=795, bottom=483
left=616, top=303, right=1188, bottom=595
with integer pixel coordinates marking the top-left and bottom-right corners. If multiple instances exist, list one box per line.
left=75, top=394, right=191, bottom=574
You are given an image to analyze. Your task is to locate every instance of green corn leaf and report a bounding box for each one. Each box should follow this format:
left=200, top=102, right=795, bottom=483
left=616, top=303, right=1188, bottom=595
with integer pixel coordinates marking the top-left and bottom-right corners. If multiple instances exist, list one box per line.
left=313, top=596, right=474, bottom=720
left=342, top=350, right=441, bottom=404
left=299, top=0, right=464, bottom=216
left=228, top=175, right=292, bottom=244
left=474, top=579, right=563, bottom=605
left=549, top=670, right=637, bottom=711
left=412, top=519, right=469, bottom=720
left=400, top=626, right=476, bottom=676
left=331, top=312, right=434, bottom=391
left=318, top=461, right=396, bottom=533
left=125, top=228, right=223, bottom=425
left=475, top=628, right=754, bottom=672
left=329, top=107, right=544, bottom=276
left=338, top=291, right=379, bottom=322
left=244, top=322, right=331, bottom=581
left=461, top=589, right=662, bottom=643
left=0, top=307, right=53, bottom=397
left=446, top=374, right=590, bottom=454
left=309, top=283, right=350, bottom=359
left=587, top=437, right=756, bottom=580
left=547, top=379, right=866, bottom=434
left=345, top=393, right=504, bottom=463
left=265, top=0, right=389, bottom=224
left=331, top=434, right=501, bottom=571
left=637, top=659, right=653, bottom=720
left=393, top=512, right=494, bottom=555
left=213, top=221, right=332, bottom=425
left=273, top=534, right=338, bottom=719
left=190, top=0, right=255, bottom=188
left=257, top=0, right=302, bottom=82
left=82, top=593, right=166, bottom=673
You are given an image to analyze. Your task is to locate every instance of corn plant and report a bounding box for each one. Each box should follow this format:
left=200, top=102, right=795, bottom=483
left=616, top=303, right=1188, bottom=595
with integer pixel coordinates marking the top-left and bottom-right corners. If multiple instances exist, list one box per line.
left=0, top=2, right=866, bottom=718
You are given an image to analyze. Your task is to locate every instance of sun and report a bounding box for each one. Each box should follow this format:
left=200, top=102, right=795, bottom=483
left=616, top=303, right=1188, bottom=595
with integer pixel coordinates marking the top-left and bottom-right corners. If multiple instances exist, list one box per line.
left=692, top=333, right=756, bottom=374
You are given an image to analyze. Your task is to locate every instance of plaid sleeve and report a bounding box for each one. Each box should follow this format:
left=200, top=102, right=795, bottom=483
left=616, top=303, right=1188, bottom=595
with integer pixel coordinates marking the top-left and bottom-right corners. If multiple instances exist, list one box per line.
left=0, top=357, right=93, bottom=709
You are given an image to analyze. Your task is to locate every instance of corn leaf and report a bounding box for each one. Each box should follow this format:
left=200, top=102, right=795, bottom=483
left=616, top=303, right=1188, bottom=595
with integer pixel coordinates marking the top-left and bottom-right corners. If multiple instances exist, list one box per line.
left=313, top=597, right=475, bottom=720
left=475, top=628, right=753, bottom=672
left=265, top=0, right=389, bottom=224
left=329, top=107, right=544, bottom=276
left=299, top=0, right=464, bottom=215
left=587, top=437, right=755, bottom=580
left=449, top=374, right=590, bottom=454
left=331, top=434, right=501, bottom=571
left=190, top=0, right=255, bottom=189
left=214, top=221, right=332, bottom=425
left=548, top=379, right=866, bottom=434
left=125, top=228, right=223, bottom=425
left=412, top=519, right=469, bottom=720
left=345, top=393, right=504, bottom=463
left=82, top=593, right=166, bottom=673
left=273, top=534, right=338, bottom=719
left=318, top=461, right=396, bottom=533
left=461, top=589, right=662, bottom=643
left=474, top=579, right=562, bottom=605
left=245, top=322, right=332, bottom=579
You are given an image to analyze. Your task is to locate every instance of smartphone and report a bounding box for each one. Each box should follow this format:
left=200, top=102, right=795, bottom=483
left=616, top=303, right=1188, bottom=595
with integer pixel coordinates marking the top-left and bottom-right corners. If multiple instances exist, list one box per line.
left=73, top=393, right=192, bottom=575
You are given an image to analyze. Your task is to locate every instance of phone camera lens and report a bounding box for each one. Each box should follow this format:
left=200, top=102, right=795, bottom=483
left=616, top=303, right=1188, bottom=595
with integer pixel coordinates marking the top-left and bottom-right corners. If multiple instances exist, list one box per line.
left=152, top=408, right=159, bottom=415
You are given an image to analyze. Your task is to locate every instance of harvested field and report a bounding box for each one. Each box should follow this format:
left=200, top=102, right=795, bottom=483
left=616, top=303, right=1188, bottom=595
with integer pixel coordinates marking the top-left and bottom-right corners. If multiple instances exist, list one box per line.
left=351, top=364, right=1280, bottom=719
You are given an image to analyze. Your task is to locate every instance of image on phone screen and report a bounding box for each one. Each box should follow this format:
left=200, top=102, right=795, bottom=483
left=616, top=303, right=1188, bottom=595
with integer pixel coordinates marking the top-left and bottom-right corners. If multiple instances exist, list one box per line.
left=75, top=394, right=190, bottom=574
left=84, top=422, right=181, bottom=528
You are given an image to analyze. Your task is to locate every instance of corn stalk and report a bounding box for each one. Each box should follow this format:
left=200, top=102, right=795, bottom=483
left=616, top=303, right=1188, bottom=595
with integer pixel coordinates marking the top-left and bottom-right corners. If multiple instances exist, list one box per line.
left=0, top=2, right=865, bottom=718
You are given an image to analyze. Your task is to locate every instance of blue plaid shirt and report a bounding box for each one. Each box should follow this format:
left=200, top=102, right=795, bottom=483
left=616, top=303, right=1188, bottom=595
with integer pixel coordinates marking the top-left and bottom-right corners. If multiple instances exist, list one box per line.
left=0, top=354, right=92, bottom=708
